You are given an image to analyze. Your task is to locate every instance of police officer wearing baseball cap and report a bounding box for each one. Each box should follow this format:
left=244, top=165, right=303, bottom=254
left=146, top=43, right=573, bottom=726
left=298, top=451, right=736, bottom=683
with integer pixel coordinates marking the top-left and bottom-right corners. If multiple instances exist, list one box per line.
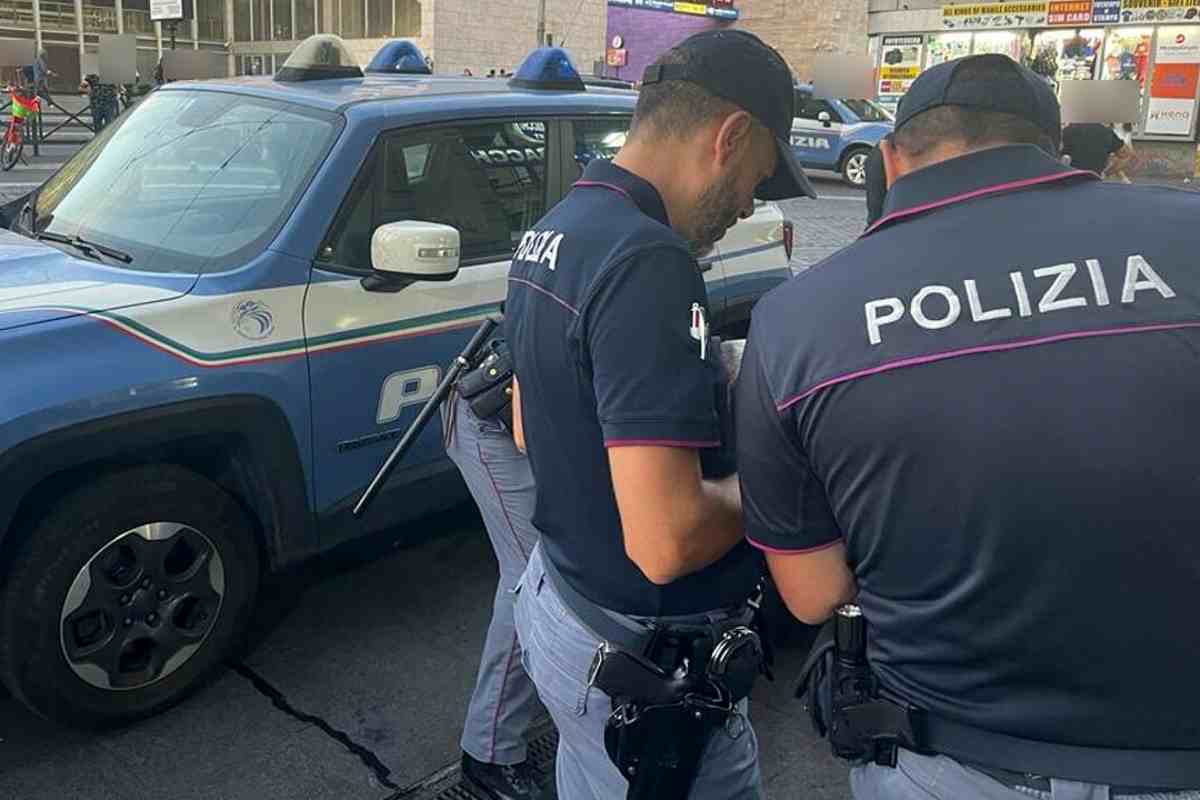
left=737, top=53, right=1200, bottom=799
left=504, top=29, right=814, bottom=800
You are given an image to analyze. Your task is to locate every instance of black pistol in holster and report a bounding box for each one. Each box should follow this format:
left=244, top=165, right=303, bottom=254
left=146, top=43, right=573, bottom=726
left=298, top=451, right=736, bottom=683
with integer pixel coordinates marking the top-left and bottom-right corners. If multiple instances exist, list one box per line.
left=796, top=604, right=929, bottom=768
left=587, top=604, right=769, bottom=800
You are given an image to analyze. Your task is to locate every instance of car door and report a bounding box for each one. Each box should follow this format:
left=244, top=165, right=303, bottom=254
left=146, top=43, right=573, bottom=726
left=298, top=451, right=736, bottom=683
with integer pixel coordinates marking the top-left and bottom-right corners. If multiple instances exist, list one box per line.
left=790, top=97, right=844, bottom=170
left=561, top=115, right=729, bottom=319
left=303, top=116, right=558, bottom=542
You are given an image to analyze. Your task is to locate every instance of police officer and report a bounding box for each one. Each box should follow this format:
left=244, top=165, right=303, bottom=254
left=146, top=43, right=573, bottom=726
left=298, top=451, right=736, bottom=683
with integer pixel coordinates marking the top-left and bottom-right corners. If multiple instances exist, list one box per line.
left=736, top=53, right=1200, bottom=799
left=504, top=30, right=816, bottom=799
left=441, top=359, right=545, bottom=800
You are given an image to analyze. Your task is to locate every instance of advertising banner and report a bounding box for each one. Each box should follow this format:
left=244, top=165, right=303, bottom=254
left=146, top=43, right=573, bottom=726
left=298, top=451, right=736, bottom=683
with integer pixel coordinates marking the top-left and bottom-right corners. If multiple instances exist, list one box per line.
left=606, top=0, right=737, bottom=19
left=1092, top=0, right=1122, bottom=22
left=942, top=2, right=1049, bottom=30
left=878, top=35, right=923, bottom=96
left=1119, top=0, right=1200, bottom=24
left=1048, top=1, right=1093, bottom=24
left=1146, top=26, right=1200, bottom=134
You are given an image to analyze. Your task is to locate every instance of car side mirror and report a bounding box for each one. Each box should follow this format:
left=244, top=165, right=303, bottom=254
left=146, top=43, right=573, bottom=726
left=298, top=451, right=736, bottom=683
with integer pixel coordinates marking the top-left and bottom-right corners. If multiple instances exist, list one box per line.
left=363, top=220, right=461, bottom=293
left=818, top=111, right=832, bottom=128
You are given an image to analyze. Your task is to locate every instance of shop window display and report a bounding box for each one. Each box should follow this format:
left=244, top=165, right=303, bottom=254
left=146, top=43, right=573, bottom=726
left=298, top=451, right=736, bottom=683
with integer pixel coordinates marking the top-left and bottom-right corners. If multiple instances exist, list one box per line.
left=973, top=31, right=1026, bottom=61
left=1102, top=28, right=1152, bottom=85
left=928, top=33, right=972, bottom=66
left=1031, top=28, right=1104, bottom=83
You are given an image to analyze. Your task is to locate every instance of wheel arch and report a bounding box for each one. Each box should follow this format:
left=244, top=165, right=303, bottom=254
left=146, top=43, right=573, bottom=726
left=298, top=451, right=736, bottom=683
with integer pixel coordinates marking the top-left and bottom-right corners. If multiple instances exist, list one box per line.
left=0, top=395, right=316, bottom=582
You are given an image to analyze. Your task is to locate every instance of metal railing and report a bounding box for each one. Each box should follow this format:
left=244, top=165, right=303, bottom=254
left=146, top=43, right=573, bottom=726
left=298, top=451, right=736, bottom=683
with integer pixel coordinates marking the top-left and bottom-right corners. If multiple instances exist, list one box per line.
left=0, top=0, right=36, bottom=29
left=38, top=0, right=76, bottom=31
left=123, top=7, right=153, bottom=34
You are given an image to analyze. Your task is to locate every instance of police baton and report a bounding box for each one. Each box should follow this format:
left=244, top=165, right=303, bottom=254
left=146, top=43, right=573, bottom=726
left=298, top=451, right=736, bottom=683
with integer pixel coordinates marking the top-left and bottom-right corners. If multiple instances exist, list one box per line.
left=353, top=317, right=499, bottom=518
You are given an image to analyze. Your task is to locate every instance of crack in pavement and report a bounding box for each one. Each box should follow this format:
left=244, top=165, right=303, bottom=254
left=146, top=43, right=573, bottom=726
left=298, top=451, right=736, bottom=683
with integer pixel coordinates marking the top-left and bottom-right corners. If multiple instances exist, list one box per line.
left=228, top=661, right=401, bottom=791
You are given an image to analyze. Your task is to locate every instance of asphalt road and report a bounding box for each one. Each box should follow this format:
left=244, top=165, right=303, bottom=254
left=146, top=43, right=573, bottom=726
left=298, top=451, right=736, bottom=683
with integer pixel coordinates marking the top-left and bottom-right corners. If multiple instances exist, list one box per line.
left=0, top=171, right=863, bottom=799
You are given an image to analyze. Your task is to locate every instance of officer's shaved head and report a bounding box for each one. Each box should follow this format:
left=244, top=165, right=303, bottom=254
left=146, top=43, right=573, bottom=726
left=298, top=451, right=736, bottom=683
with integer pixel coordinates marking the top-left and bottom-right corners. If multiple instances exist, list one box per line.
left=629, top=47, right=740, bottom=141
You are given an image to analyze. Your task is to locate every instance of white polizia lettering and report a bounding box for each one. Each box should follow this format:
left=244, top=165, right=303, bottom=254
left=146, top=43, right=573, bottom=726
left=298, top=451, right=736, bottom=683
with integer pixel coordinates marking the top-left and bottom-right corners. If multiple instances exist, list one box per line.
left=514, top=229, right=564, bottom=271
left=863, top=255, right=1174, bottom=345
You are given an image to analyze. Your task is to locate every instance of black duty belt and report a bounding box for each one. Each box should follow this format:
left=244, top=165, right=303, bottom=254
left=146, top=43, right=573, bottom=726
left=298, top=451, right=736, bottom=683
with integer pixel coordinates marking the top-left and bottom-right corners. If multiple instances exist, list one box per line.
left=924, top=715, right=1200, bottom=791
left=539, top=551, right=756, bottom=657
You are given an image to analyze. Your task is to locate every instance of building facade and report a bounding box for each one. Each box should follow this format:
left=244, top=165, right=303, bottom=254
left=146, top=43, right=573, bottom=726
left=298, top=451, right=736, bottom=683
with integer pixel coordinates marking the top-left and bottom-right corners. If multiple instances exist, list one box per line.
left=868, top=0, right=1200, bottom=178
left=230, top=0, right=606, bottom=80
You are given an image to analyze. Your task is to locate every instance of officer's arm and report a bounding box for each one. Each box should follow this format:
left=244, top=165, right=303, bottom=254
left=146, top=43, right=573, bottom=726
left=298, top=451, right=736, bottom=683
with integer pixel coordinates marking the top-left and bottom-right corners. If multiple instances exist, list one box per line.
left=765, top=548, right=856, bottom=625
left=511, top=377, right=526, bottom=454
left=735, top=328, right=859, bottom=624
left=609, top=448, right=743, bottom=585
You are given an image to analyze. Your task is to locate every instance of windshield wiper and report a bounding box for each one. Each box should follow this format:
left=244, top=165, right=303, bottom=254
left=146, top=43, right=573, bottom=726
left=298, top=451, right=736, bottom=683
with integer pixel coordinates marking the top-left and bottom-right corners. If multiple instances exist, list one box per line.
left=37, top=231, right=133, bottom=264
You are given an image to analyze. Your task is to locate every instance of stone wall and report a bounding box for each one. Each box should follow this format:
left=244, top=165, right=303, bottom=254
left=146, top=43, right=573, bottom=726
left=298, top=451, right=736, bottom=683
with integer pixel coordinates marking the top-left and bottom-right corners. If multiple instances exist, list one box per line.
left=735, top=0, right=869, bottom=80
left=432, top=0, right=605, bottom=77
left=604, top=7, right=728, bottom=81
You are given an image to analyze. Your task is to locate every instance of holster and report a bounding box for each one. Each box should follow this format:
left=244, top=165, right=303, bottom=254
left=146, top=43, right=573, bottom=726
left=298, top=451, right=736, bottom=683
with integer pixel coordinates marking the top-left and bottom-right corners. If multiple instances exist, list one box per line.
left=589, top=602, right=768, bottom=800
left=795, top=619, right=928, bottom=767
left=455, top=337, right=514, bottom=428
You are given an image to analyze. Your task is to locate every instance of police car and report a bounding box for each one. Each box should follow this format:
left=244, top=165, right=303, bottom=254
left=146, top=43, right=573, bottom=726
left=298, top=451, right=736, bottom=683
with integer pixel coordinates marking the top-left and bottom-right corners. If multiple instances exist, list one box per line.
left=790, top=83, right=894, bottom=187
left=0, top=37, right=794, bottom=726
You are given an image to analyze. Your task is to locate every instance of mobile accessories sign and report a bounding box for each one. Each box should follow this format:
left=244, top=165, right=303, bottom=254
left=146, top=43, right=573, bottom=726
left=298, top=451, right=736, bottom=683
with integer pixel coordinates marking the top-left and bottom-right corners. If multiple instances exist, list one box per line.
left=943, top=0, right=1200, bottom=28
left=606, top=0, right=738, bottom=21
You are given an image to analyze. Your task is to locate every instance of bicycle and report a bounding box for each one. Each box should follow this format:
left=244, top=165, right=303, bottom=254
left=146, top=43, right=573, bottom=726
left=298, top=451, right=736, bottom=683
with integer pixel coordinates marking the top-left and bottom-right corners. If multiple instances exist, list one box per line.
left=3, top=83, right=39, bottom=171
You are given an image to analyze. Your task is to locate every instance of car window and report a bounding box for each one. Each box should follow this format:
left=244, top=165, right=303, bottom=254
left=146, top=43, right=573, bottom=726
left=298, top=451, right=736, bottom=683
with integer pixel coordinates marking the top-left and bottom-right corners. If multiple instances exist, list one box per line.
left=797, top=98, right=842, bottom=124
left=841, top=99, right=893, bottom=123
left=321, top=119, right=550, bottom=269
left=567, top=117, right=630, bottom=183
left=33, top=90, right=338, bottom=274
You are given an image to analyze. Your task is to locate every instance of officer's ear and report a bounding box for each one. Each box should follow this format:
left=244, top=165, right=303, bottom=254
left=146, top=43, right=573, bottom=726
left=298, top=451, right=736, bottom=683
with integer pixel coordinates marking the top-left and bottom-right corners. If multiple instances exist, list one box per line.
left=712, top=110, right=756, bottom=168
left=879, top=135, right=911, bottom=188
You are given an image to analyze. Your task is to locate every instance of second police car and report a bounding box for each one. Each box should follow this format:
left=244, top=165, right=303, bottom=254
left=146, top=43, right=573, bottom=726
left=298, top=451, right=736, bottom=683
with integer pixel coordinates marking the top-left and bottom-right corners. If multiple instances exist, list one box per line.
left=790, top=82, right=894, bottom=188
left=0, top=37, right=796, bottom=726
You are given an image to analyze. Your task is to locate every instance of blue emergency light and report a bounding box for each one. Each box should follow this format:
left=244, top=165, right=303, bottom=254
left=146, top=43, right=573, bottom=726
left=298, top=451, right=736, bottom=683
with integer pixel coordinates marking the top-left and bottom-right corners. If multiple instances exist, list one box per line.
left=365, top=40, right=432, bottom=75
left=508, top=47, right=585, bottom=92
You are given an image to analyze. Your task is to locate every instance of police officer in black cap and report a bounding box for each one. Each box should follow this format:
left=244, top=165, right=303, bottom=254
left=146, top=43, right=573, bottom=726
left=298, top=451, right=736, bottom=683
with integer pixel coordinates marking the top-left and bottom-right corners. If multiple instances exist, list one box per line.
left=737, top=53, right=1200, bottom=799
left=504, top=29, right=815, bottom=800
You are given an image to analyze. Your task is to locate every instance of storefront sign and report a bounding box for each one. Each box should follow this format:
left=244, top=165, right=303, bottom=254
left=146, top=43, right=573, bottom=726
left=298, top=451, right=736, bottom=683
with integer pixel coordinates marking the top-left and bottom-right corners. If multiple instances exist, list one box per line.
left=1092, top=0, right=1122, bottom=22
left=1119, top=0, right=1200, bottom=24
left=942, top=2, right=1049, bottom=30
left=1146, top=26, right=1200, bottom=134
left=606, top=48, right=628, bottom=67
left=606, top=0, right=738, bottom=19
left=149, top=0, right=184, bottom=21
left=878, top=35, right=924, bottom=96
left=1048, top=1, right=1093, bottom=24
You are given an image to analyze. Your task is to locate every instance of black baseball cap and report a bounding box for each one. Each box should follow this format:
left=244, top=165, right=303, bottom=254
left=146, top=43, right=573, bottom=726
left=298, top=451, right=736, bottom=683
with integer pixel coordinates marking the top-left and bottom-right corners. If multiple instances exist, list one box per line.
left=641, top=29, right=817, bottom=201
left=895, top=54, right=1062, bottom=148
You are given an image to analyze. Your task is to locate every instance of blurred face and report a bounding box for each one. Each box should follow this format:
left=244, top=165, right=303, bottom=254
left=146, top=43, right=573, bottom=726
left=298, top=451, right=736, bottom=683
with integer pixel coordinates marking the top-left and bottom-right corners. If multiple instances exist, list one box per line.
left=683, top=114, right=777, bottom=257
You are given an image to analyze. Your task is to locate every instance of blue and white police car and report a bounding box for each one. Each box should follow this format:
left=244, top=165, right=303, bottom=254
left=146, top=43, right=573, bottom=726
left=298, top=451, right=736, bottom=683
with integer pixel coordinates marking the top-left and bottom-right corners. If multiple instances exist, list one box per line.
left=0, top=36, right=795, bottom=726
left=790, top=83, right=894, bottom=187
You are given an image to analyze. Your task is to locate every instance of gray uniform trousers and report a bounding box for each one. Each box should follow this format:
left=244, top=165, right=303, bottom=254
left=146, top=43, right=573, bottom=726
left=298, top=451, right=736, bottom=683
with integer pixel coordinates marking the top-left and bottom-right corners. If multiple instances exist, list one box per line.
left=514, top=542, right=764, bottom=800
left=443, top=394, right=541, bottom=765
left=853, top=749, right=1200, bottom=800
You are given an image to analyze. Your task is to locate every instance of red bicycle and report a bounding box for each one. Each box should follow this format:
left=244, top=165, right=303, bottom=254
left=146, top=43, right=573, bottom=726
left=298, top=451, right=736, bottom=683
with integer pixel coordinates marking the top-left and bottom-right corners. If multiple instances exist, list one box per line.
left=2, top=82, right=38, bottom=171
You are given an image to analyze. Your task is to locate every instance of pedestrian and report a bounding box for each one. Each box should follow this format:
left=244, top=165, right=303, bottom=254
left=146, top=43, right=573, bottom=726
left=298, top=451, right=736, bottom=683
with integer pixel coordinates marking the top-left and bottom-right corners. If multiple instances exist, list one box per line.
left=737, top=53, right=1200, bottom=799
left=440, top=341, right=546, bottom=800
left=462, top=67, right=473, bottom=77
left=1061, top=120, right=1130, bottom=177
left=863, top=137, right=887, bottom=228
left=505, top=29, right=816, bottom=800
left=32, top=46, right=54, bottom=104
left=79, top=73, right=118, bottom=134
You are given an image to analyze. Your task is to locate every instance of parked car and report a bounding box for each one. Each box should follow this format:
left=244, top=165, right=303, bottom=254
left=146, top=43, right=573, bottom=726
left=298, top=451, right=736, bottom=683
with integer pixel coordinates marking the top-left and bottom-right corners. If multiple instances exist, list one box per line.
left=0, top=37, right=796, bottom=727
left=790, top=82, right=894, bottom=188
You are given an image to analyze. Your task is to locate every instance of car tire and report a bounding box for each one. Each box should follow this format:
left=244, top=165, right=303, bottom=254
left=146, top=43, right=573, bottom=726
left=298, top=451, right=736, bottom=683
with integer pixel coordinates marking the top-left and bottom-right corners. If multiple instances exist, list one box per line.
left=841, top=148, right=870, bottom=188
left=0, top=464, right=260, bottom=728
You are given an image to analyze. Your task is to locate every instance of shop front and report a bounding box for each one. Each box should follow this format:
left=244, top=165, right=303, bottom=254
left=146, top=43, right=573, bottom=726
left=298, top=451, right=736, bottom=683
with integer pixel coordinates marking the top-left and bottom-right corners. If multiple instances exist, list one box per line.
left=869, top=1, right=1200, bottom=179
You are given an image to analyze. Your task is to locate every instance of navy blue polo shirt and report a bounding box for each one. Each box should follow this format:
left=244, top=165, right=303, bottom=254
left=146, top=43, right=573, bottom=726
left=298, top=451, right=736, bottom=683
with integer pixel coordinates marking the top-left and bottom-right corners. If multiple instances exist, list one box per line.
left=505, top=160, right=762, bottom=617
left=737, top=145, right=1200, bottom=750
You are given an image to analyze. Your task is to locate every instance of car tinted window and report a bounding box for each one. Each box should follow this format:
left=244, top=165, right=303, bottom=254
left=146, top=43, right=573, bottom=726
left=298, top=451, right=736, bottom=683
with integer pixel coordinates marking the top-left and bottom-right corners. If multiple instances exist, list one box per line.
left=34, top=90, right=338, bottom=274
left=321, top=119, right=550, bottom=269
left=841, top=99, right=893, bottom=123
left=797, top=98, right=842, bottom=123
left=567, top=117, right=630, bottom=183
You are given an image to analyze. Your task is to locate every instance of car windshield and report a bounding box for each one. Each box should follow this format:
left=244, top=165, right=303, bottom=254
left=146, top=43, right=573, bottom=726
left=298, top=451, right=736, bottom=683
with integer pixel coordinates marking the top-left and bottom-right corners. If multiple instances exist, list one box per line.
left=841, top=98, right=894, bottom=123
left=33, top=89, right=338, bottom=274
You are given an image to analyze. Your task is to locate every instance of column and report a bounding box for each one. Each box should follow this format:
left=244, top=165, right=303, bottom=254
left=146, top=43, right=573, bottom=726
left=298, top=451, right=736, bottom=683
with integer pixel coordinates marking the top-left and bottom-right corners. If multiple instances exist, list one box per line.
left=192, top=14, right=198, bottom=48
left=225, top=0, right=235, bottom=74
left=156, top=20, right=163, bottom=57
left=32, top=0, right=42, bottom=50
left=75, top=0, right=84, bottom=58
left=115, top=0, right=123, bottom=34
